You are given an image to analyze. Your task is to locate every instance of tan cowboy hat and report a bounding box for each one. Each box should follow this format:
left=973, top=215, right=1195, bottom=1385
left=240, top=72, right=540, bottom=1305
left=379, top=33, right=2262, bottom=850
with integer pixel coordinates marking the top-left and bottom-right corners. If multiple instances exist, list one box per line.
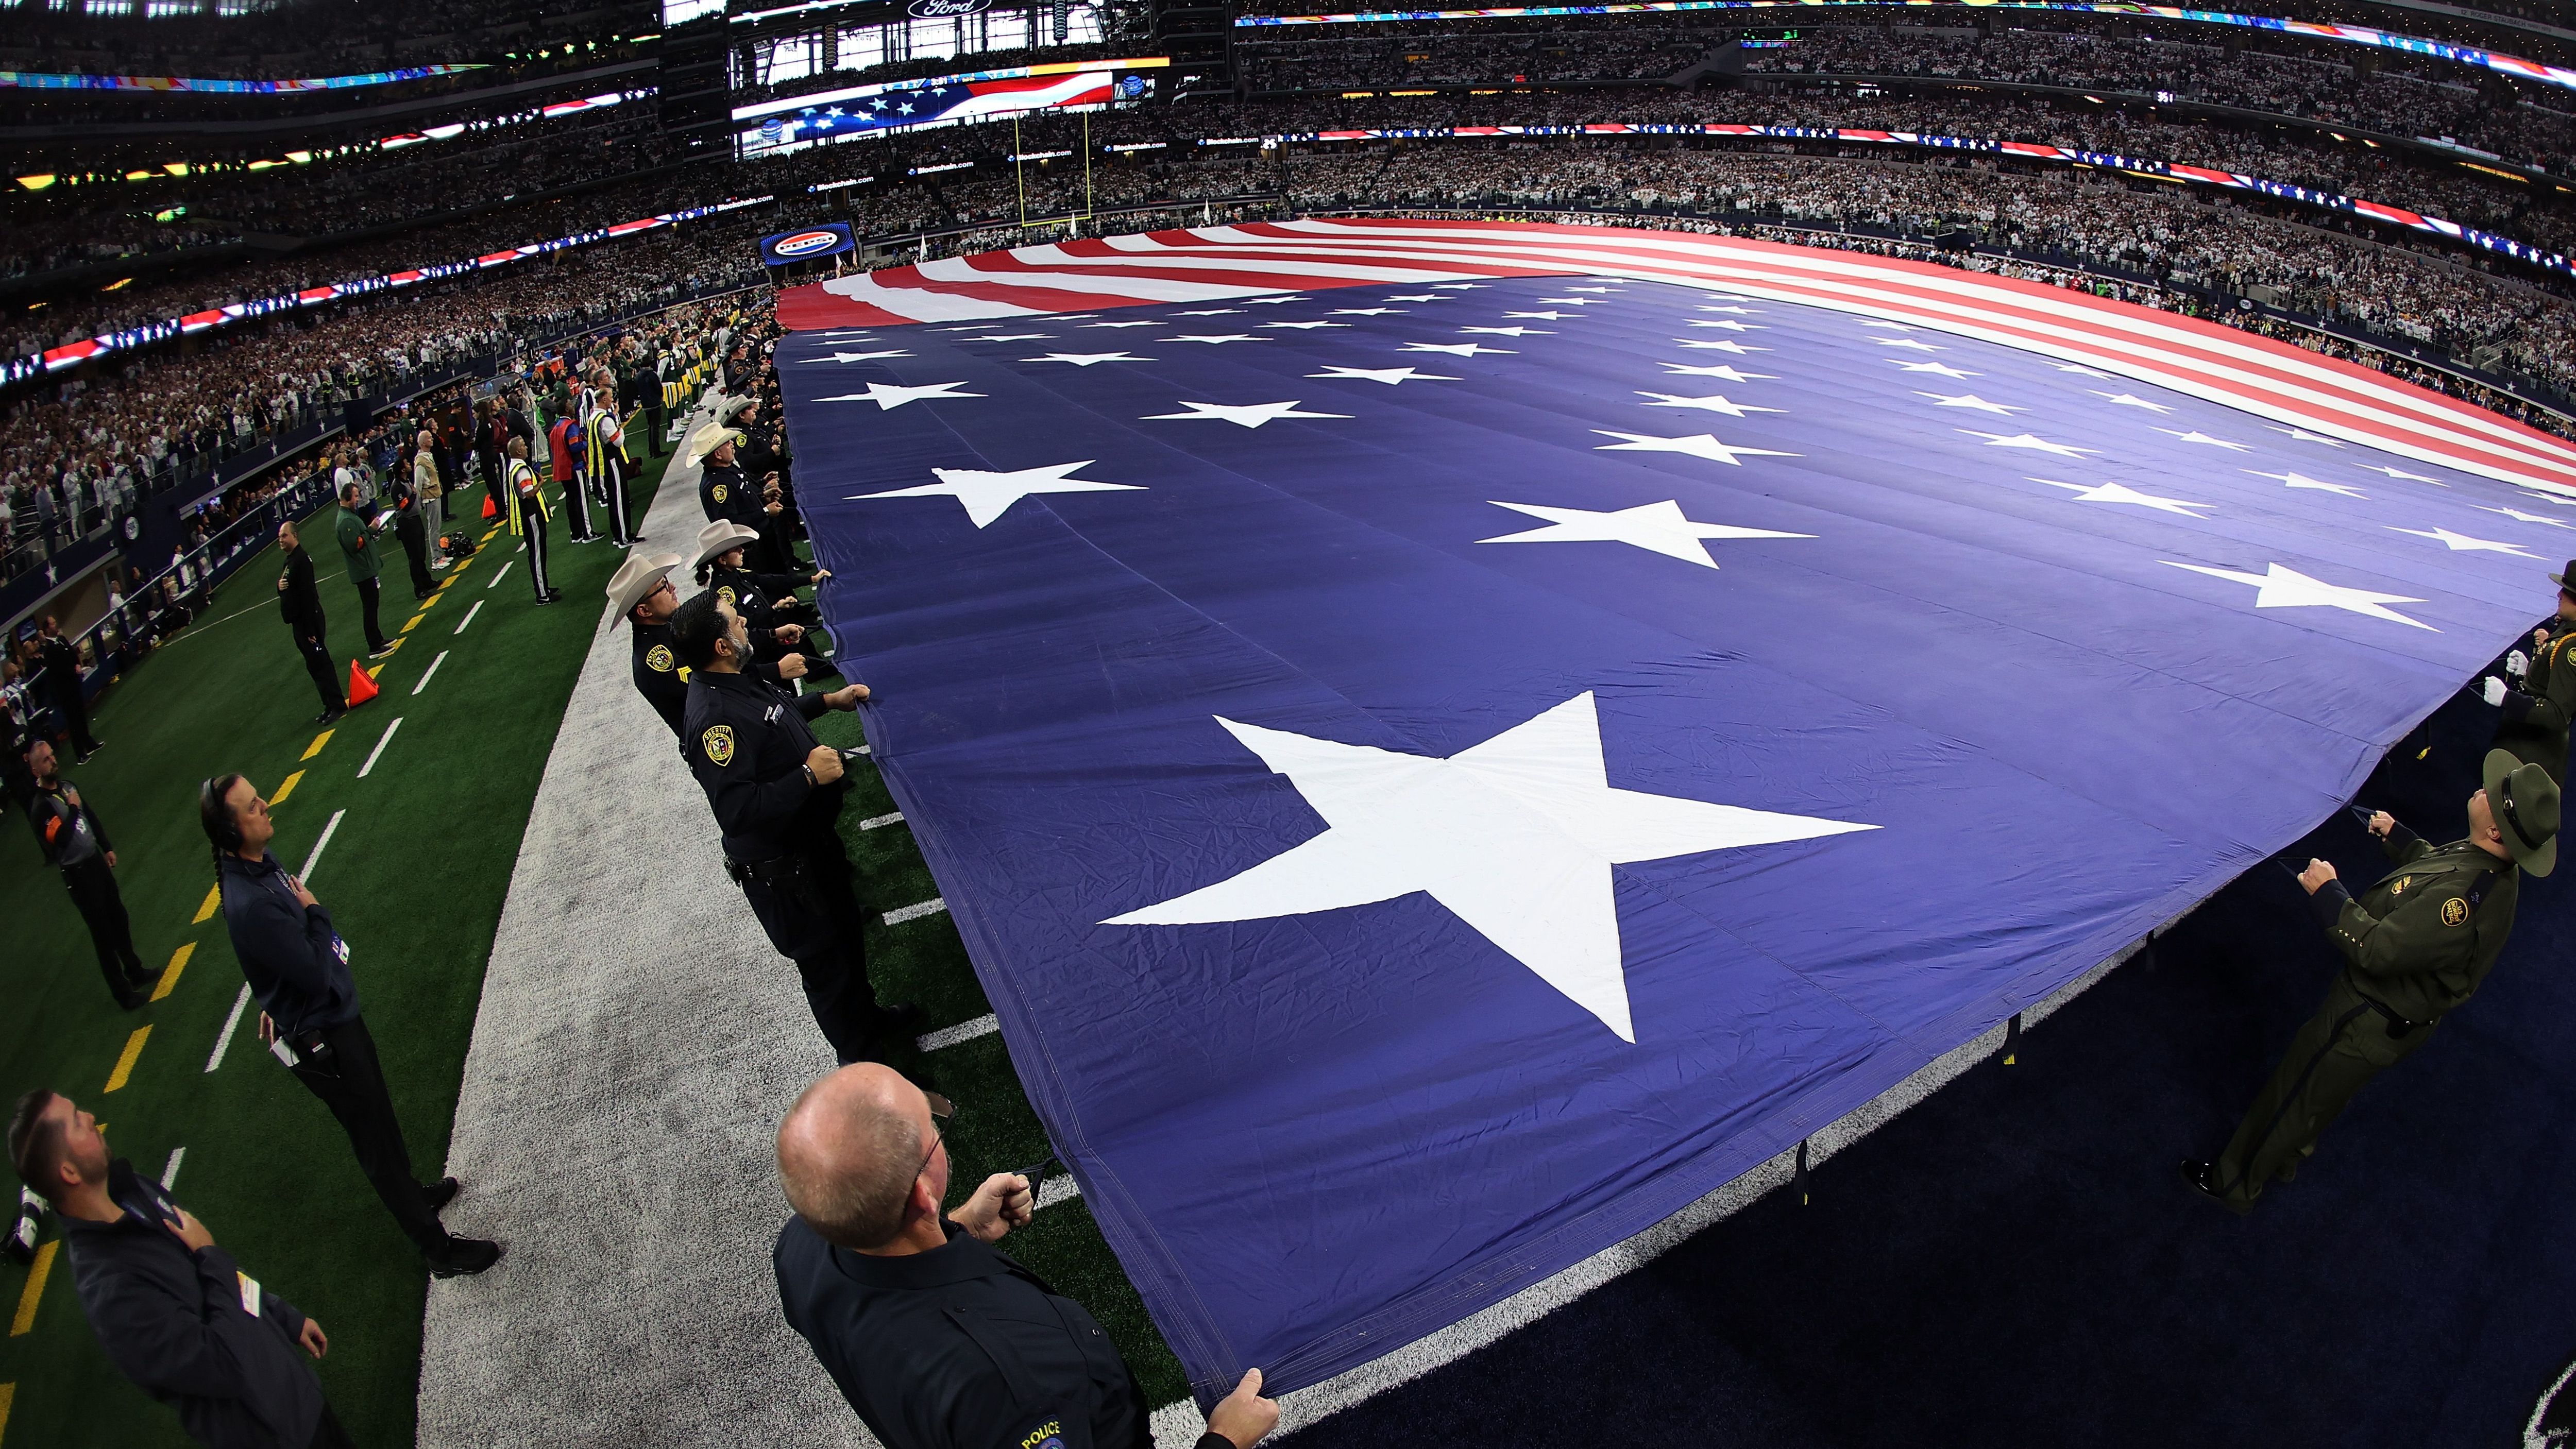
left=692, top=519, right=761, bottom=571
left=716, top=394, right=756, bottom=423
left=2483, top=748, right=2559, bottom=877
left=689, top=427, right=745, bottom=466
left=605, top=551, right=684, bottom=624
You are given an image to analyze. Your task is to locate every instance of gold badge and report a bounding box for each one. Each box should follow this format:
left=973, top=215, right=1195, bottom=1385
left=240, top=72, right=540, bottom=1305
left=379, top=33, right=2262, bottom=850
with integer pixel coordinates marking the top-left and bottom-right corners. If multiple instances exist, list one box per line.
left=646, top=644, right=674, bottom=673
left=711, top=483, right=728, bottom=503
left=2441, top=897, right=2470, bottom=928
left=702, top=724, right=735, bottom=765
left=717, top=586, right=737, bottom=606
left=2393, top=877, right=2410, bottom=895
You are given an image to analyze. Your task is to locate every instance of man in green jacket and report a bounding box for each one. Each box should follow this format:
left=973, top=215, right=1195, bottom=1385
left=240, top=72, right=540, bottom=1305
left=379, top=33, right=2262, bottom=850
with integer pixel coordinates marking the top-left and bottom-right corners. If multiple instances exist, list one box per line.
left=2479, top=559, right=2576, bottom=785
left=2184, top=752, right=2559, bottom=1214
left=335, top=481, right=392, bottom=659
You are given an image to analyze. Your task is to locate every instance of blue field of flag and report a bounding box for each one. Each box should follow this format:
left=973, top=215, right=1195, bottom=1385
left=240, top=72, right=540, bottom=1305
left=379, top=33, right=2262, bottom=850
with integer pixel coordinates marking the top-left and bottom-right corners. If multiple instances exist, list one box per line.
left=778, top=274, right=2565, bottom=1398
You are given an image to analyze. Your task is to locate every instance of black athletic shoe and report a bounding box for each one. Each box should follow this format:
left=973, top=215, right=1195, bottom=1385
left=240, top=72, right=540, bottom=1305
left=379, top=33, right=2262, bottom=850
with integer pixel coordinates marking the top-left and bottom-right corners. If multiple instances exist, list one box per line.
left=316, top=707, right=346, bottom=725
left=421, top=1177, right=461, bottom=1213
left=532, top=594, right=558, bottom=606
left=2178, top=1160, right=2249, bottom=1216
left=545, top=590, right=565, bottom=603
left=428, top=1238, right=503, bottom=1277
left=113, top=981, right=150, bottom=1012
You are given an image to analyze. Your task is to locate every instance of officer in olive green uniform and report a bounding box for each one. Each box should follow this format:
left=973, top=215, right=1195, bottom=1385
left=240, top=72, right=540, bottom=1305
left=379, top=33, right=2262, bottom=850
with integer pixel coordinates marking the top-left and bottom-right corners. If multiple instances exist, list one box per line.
left=2185, top=751, right=2560, bottom=1214
left=2480, top=560, right=2576, bottom=785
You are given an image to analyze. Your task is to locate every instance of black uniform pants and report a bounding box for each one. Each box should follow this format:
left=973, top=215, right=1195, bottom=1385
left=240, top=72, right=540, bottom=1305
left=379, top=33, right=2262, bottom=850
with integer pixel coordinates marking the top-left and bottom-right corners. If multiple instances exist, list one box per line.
left=645, top=401, right=667, bottom=455
left=285, top=1016, right=451, bottom=1253
left=519, top=499, right=553, bottom=600
left=563, top=464, right=594, bottom=541
left=53, top=683, right=98, bottom=756
left=355, top=577, right=388, bottom=654
left=2212, top=973, right=2435, bottom=1210
left=737, top=836, right=889, bottom=1064
left=396, top=515, right=434, bottom=597
left=294, top=625, right=344, bottom=712
left=602, top=458, right=632, bottom=545
left=63, top=857, right=146, bottom=998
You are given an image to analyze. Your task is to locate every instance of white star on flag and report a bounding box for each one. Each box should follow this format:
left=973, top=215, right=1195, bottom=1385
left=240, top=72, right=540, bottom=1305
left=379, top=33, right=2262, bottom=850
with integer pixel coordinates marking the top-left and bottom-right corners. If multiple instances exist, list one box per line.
left=1663, top=363, right=1774, bottom=381
left=2387, top=526, right=2536, bottom=557
left=2480, top=505, right=2576, bottom=529
left=814, top=381, right=985, bottom=410
left=1142, top=400, right=1353, bottom=429
left=1959, top=430, right=2097, bottom=458
left=1537, top=297, right=1603, bottom=305
left=2163, top=561, right=2435, bottom=629
left=801, top=350, right=913, bottom=363
left=1307, top=366, right=1458, bottom=385
left=2055, top=362, right=2117, bottom=378
left=1023, top=352, right=1153, bottom=366
left=2270, top=425, right=2345, bottom=447
left=2031, top=477, right=2211, bottom=517
left=1700, top=305, right=1758, bottom=315
left=1384, top=294, right=1447, bottom=302
left=1594, top=431, right=1799, bottom=466
left=1562, top=285, right=1617, bottom=293
left=934, top=324, right=995, bottom=333
left=2155, top=429, right=2251, bottom=451
left=1874, top=338, right=1945, bottom=352
left=1430, top=282, right=1488, bottom=289
left=1167, top=334, right=1268, bottom=345
left=1331, top=308, right=1407, bottom=316
left=1101, top=692, right=1876, bottom=1041
left=1174, top=309, right=1245, bottom=316
left=977, top=333, right=1054, bottom=343
left=851, top=460, right=1141, bottom=529
left=1242, top=295, right=1309, bottom=304
left=1917, top=393, right=2024, bottom=415
left=1894, top=361, right=1979, bottom=379
left=2245, top=470, right=2367, bottom=498
left=1083, top=320, right=1163, bottom=329
left=1505, top=311, right=1576, bottom=320
left=1638, top=391, right=1782, bottom=418
left=2353, top=463, right=2443, bottom=483
left=1462, top=326, right=1552, bottom=337
left=1673, top=339, right=1767, bottom=354
left=2090, top=391, right=2173, bottom=413
left=1686, top=320, right=1762, bottom=331
left=1262, top=320, right=1349, bottom=330
left=1479, top=499, right=1813, bottom=567
left=1404, top=342, right=1515, bottom=357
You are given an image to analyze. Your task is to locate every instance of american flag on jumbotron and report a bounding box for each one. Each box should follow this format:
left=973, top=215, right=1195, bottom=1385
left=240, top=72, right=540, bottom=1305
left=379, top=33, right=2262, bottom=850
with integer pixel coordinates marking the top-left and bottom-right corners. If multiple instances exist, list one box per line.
left=777, top=217, right=2576, bottom=497
left=757, top=70, right=1116, bottom=148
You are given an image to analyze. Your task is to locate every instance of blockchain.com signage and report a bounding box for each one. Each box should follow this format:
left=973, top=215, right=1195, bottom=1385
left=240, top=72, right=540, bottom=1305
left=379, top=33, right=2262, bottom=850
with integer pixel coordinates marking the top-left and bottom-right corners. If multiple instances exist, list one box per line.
left=759, top=222, right=857, bottom=266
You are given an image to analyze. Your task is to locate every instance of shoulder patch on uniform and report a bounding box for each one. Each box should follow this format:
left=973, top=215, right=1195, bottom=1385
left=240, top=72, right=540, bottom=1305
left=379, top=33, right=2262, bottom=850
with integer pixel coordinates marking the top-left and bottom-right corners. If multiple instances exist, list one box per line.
left=646, top=644, right=674, bottom=673
left=710, top=483, right=728, bottom=503
left=702, top=724, right=735, bottom=765
left=717, top=586, right=736, bottom=606
left=2392, top=876, right=2410, bottom=895
left=2441, top=897, right=2470, bottom=927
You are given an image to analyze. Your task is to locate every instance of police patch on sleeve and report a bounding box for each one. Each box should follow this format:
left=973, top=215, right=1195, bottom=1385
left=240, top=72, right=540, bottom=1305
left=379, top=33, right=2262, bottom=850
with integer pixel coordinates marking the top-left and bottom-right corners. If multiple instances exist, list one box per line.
left=710, top=483, right=728, bottom=503
left=2441, top=897, right=2470, bottom=927
left=717, top=586, right=737, bottom=607
left=1016, top=1422, right=1065, bottom=1449
left=702, top=724, right=735, bottom=765
left=646, top=644, right=675, bottom=673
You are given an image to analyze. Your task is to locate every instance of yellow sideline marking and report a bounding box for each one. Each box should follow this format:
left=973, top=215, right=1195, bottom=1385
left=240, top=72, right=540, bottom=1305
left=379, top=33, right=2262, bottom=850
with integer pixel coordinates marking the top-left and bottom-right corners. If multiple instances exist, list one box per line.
left=401, top=615, right=423, bottom=634
left=193, top=883, right=221, bottom=925
left=152, top=942, right=194, bottom=1002
left=105, top=1028, right=151, bottom=1093
left=0, top=1379, right=15, bottom=1442
left=301, top=729, right=334, bottom=761
left=10, top=1242, right=55, bottom=1335
left=270, top=770, right=304, bottom=806
left=418, top=589, right=444, bottom=609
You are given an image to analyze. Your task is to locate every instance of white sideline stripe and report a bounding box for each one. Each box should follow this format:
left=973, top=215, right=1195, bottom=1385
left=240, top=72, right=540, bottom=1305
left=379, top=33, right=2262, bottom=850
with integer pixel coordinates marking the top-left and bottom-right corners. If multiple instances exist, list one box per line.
left=300, top=809, right=346, bottom=882
left=206, top=985, right=251, bottom=1073
left=1137, top=931, right=2165, bottom=1448
left=488, top=560, right=513, bottom=589
left=358, top=717, right=403, bottom=778
left=1035, top=1174, right=1081, bottom=1212
left=454, top=599, right=484, bottom=635
left=882, top=897, right=946, bottom=925
left=859, top=811, right=904, bottom=830
left=916, top=1013, right=997, bottom=1052
left=161, top=1146, right=187, bottom=1189
left=413, top=651, right=449, bottom=696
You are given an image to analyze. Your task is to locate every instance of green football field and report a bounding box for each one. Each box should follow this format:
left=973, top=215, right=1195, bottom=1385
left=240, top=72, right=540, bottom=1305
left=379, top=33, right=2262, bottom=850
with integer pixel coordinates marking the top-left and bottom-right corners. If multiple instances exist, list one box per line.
left=0, top=448, right=1184, bottom=1447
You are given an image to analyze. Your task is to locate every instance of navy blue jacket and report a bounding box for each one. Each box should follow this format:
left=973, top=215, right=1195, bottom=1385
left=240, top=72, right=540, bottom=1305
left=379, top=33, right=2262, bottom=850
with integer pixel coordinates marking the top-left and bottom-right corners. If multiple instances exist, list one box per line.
left=62, top=1158, right=322, bottom=1449
left=217, top=850, right=360, bottom=1037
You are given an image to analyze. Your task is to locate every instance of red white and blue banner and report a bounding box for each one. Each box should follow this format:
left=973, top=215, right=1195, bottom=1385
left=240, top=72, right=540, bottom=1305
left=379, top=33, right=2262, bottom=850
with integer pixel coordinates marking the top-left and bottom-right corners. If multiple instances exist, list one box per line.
left=740, top=71, right=1126, bottom=155
left=761, top=222, right=858, bottom=265
left=777, top=218, right=2576, bottom=1402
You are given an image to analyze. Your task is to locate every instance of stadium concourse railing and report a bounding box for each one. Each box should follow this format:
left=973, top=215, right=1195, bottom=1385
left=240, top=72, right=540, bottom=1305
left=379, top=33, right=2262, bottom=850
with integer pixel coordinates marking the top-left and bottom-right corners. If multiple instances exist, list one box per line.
left=6, top=275, right=769, bottom=722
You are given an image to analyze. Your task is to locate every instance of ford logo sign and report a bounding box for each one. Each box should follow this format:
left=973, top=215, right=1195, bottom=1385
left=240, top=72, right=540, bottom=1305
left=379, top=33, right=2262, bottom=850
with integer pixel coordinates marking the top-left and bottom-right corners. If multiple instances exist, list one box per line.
left=907, top=0, right=989, bottom=16
left=771, top=230, right=844, bottom=258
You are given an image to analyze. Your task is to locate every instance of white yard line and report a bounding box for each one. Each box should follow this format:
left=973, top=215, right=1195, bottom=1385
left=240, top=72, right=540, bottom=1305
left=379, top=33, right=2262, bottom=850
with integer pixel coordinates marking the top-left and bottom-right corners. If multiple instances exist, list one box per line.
left=916, top=1013, right=997, bottom=1052
left=299, top=809, right=346, bottom=882
left=858, top=812, right=904, bottom=830
left=358, top=717, right=403, bottom=778
left=881, top=897, right=947, bottom=926
left=488, top=560, right=513, bottom=590
left=206, top=985, right=252, bottom=1073
left=454, top=599, right=485, bottom=635
left=161, top=1146, right=187, bottom=1189
left=413, top=651, right=450, bottom=696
